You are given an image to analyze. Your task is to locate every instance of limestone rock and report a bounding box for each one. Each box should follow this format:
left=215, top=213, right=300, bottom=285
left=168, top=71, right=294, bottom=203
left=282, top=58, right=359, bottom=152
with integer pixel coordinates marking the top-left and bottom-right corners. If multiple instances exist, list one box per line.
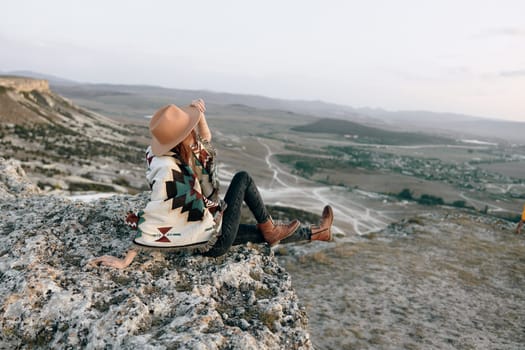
left=0, top=159, right=312, bottom=349
left=0, top=77, right=50, bottom=93
left=0, top=157, right=40, bottom=199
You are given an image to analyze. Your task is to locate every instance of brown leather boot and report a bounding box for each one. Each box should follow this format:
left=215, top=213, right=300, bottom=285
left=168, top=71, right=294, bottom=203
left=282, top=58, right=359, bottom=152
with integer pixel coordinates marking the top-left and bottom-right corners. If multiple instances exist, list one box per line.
left=257, top=217, right=300, bottom=246
left=311, top=205, right=333, bottom=241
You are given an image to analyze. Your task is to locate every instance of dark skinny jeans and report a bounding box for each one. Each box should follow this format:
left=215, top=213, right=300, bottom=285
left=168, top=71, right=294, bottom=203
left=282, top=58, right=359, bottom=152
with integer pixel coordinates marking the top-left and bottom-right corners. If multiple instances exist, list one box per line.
left=205, top=171, right=311, bottom=257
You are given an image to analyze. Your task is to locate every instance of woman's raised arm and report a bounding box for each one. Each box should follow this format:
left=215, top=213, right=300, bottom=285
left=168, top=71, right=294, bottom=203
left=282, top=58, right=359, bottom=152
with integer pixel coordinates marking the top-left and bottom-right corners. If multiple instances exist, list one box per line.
left=191, top=98, right=212, bottom=141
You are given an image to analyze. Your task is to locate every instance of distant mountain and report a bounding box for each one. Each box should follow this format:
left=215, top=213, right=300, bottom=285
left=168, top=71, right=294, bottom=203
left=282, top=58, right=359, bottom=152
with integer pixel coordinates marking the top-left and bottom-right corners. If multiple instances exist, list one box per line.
left=291, top=118, right=457, bottom=145
left=358, top=109, right=525, bottom=144
left=6, top=70, right=78, bottom=85
left=7, top=70, right=525, bottom=144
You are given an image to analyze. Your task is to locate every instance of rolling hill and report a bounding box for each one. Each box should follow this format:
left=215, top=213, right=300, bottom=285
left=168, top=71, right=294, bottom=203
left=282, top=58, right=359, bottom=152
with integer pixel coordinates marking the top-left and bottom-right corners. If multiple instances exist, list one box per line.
left=291, top=118, right=457, bottom=145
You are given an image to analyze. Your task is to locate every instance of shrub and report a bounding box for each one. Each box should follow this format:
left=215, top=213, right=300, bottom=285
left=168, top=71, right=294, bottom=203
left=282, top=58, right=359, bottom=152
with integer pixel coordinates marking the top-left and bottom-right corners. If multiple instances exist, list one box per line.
left=294, top=160, right=316, bottom=177
left=418, top=194, right=444, bottom=206
left=68, top=182, right=115, bottom=192
left=113, top=177, right=130, bottom=187
left=451, top=200, right=467, bottom=208
left=397, top=188, right=413, bottom=200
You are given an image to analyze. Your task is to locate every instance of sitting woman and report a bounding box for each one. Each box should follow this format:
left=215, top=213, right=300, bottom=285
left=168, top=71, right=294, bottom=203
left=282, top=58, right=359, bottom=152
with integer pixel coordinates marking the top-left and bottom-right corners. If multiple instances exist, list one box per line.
left=90, top=99, right=333, bottom=269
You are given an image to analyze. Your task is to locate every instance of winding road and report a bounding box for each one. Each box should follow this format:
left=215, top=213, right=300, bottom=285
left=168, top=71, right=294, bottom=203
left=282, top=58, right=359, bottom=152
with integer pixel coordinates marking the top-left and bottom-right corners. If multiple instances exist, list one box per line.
left=219, top=138, right=398, bottom=236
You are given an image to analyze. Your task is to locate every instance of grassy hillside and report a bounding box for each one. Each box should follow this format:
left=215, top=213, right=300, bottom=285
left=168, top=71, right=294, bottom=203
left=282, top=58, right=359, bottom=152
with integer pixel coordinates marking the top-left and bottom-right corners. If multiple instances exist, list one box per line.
left=291, top=118, right=457, bottom=145
left=0, top=77, right=149, bottom=193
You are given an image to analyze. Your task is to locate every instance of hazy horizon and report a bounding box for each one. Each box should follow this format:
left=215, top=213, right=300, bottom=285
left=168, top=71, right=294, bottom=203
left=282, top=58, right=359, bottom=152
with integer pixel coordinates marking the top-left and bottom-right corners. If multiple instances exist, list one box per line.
left=1, top=0, right=524, bottom=122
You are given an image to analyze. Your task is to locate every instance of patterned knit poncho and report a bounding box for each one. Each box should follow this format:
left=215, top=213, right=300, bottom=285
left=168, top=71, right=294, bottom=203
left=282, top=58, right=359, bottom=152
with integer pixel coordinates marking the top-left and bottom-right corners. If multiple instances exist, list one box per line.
left=133, top=140, right=223, bottom=252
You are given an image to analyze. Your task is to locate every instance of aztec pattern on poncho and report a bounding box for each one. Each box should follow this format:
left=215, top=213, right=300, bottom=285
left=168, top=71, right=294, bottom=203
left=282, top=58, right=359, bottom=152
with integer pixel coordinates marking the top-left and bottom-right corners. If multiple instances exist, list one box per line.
left=192, top=138, right=220, bottom=203
left=165, top=162, right=206, bottom=222
left=133, top=140, right=222, bottom=252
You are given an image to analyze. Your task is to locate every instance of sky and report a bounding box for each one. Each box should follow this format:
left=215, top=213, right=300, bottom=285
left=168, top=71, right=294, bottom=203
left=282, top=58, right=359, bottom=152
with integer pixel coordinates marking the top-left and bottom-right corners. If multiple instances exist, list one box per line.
left=1, top=0, right=524, bottom=121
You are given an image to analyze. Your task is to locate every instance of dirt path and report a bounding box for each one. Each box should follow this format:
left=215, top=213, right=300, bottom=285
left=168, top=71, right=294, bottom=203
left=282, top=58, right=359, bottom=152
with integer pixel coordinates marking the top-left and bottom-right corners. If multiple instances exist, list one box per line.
left=254, top=139, right=394, bottom=235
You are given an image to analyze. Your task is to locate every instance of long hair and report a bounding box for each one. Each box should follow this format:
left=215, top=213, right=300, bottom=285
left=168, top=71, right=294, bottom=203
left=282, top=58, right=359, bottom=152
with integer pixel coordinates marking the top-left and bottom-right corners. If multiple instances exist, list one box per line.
left=173, top=130, right=197, bottom=172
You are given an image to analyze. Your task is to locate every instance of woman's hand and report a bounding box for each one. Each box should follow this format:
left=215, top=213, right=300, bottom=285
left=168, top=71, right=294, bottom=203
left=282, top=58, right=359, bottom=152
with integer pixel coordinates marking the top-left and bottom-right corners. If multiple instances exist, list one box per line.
left=88, top=250, right=138, bottom=269
left=190, top=98, right=206, bottom=113
left=89, top=256, right=128, bottom=269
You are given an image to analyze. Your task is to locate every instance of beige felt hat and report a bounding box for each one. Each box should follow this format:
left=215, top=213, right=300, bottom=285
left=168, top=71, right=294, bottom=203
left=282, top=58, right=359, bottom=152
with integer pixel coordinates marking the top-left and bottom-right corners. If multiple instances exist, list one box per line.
left=149, top=104, right=200, bottom=156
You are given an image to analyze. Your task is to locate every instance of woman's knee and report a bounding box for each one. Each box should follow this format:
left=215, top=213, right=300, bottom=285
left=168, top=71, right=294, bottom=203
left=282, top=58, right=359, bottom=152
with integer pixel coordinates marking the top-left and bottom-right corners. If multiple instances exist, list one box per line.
left=233, top=170, right=250, bottom=180
left=232, top=171, right=252, bottom=184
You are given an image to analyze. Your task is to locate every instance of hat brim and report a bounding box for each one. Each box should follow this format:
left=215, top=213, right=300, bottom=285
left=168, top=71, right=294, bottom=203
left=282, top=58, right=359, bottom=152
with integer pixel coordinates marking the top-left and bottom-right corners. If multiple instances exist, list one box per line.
left=150, top=106, right=201, bottom=156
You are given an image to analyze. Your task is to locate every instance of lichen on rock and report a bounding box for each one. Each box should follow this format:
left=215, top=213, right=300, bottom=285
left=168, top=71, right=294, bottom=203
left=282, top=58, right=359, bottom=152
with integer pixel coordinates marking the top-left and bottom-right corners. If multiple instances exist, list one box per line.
left=0, top=158, right=312, bottom=349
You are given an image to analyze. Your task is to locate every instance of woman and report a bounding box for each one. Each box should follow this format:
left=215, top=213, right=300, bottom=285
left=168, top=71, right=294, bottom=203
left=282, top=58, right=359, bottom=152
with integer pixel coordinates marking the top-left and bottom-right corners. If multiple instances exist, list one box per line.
left=90, top=99, right=333, bottom=269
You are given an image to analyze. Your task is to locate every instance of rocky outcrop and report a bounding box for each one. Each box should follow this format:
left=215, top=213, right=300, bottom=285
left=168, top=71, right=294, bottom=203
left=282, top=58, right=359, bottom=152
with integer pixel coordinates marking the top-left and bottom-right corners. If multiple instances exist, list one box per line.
left=0, top=77, right=50, bottom=93
left=0, top=158, right=40, bottom=199
left=0, top=159, right=312, bottom=349
left=0, top=76, right=147, bottom=193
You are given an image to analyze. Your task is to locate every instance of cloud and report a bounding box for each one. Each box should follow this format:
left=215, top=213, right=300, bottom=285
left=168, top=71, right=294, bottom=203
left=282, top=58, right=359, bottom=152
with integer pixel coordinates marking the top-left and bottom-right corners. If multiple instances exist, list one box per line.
left=472, top=27, right=524, bottom=39
left=499, top=70, right=525, bottom=78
